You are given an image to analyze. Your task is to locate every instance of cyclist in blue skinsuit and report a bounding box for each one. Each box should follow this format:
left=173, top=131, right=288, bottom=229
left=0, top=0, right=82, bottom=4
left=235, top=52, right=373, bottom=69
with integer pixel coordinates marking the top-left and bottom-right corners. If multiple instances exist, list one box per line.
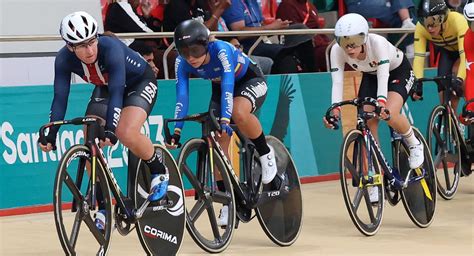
left=166, top=19, right=277, bottom=226
left=38, top=11, right=168, bottom=231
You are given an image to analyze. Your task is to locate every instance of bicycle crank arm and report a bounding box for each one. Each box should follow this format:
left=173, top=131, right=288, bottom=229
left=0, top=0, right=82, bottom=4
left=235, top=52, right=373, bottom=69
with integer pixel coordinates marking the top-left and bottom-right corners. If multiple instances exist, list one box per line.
left=135, top=198, right=175, bottom=219
left=135, top=200, right=151, bottom=219
left=414, top=168, right=433, bottom=201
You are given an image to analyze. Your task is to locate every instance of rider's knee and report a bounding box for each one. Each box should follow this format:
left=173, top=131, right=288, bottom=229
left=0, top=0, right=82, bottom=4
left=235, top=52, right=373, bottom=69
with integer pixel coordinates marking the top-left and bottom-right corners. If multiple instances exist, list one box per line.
left=231, top=108, right=250, bottom=124
left=115, top=125, right=136, bottom=145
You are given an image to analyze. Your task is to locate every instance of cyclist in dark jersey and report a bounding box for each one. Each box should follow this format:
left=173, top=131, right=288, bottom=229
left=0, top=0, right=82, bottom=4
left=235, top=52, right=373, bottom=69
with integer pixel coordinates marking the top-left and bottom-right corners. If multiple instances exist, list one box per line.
left=166, top=19, right=277, bottom=226
left=38, top=11, right=168, bottom=231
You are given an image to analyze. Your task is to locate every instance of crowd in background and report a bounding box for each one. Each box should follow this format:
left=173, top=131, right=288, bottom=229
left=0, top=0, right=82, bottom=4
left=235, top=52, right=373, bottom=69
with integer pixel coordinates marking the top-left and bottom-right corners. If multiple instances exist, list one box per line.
left=99, top=0, right=469, bottom=79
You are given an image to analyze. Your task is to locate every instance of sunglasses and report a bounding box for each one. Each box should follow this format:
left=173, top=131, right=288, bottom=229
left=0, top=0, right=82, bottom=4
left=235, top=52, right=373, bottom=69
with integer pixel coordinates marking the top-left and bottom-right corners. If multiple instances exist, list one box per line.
left=72, top=37, right=98, bottom=51
left=336, top=33, right=366, bottom=49
left=178, top=44, right=208, bottom=59
left=420, top=15, right=446, bottom=29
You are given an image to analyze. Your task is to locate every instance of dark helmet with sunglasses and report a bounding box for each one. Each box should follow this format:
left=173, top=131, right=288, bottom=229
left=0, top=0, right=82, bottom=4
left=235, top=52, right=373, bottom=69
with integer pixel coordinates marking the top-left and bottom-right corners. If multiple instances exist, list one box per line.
left=418, top=0, right=449, bottom=28
left=334, top=13, right=369, bottom=49
left=174, top=19, right=210, bottom=58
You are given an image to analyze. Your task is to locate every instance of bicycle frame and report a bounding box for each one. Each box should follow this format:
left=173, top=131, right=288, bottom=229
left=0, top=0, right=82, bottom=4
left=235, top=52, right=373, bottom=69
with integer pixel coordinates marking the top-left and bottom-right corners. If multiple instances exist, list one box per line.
left=207, top=129, right=264, bottom=208
left=41, top=118, right=139, bottom=223
left=326, top=98, right=427, bottom=192
left=419, top=76, right=471, bottom=166
left=362, top=127, right=426, bottom=190
left=164, top=112, right=289, bottom=210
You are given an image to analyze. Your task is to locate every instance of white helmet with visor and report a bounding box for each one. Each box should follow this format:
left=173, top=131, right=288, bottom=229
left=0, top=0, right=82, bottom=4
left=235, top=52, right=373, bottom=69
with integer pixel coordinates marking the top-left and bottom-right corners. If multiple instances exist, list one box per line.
left=465, top=2, right=474, bottom=31
left=334, top=13, right=369, bottom=49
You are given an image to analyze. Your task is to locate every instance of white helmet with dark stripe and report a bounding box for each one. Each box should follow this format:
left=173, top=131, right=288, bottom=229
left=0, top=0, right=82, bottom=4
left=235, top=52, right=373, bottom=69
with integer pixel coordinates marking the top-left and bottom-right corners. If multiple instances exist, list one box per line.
left=60, top=11, right=98, bottom=45
left=464, top=2, right=474, bottom=22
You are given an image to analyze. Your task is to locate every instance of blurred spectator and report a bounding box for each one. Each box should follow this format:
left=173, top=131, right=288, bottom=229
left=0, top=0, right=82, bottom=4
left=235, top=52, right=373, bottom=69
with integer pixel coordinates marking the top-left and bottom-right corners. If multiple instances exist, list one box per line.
left=344, top=0, right=416, bottom=58
left=135, top=0, right=164, bottom=31
left=163, top=0, right=230, bottom=31
left=162, top=0, right=274, bottom=74
left=222, top=0, right=316, bottom=73
left=344, top=0, right=416, bottom=28
left=104, top=0, right=156, bottom=47
left=446, top=0, right=468, bottom=13
left=105, top=0, right=177, bottom=79
left=129, top=41, right=160, bottom=77
left=276, top=0, right=331, bottom=71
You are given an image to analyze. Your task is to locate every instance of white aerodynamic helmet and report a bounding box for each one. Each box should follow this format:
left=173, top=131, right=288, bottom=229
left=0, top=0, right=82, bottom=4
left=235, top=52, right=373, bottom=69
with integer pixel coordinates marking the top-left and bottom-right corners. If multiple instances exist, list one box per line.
left=60, top=11, right=98, bottom=45
left=334, top=13, right=369, bottom=48
left=464, top=2, right=474, bottom=22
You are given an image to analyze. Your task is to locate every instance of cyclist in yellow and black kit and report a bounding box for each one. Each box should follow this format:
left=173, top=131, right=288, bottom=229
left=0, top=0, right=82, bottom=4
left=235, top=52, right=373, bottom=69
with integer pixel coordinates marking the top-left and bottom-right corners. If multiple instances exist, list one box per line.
left=412, top=0, right=468, bottom=111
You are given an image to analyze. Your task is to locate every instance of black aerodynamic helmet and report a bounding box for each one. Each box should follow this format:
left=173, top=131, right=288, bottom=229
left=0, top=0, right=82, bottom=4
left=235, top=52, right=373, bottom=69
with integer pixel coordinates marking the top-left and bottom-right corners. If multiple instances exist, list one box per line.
left=418, top=0, right=450, bottom=27
left=173, top=19, right=210, bottom=58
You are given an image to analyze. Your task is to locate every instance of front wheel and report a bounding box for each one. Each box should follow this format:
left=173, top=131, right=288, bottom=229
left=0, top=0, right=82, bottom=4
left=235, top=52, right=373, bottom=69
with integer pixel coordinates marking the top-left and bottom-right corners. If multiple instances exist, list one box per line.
left=340, top=130, right=384, bottom=236
left=133, top=144, right=186, bottom=256
left=427, top=105, right=461, bottom=200
left=255, top=135, right=303, bottom=246
left=178, top=138, right=236, bottom=253
left=53, top=145, right=112, bottom=256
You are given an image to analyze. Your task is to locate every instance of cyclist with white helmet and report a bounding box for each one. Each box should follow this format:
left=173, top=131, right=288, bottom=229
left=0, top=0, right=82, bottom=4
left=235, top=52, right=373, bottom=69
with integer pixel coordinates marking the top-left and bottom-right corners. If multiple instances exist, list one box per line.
left=323, top=13, right=424, bottom=202
left=462, top=2, right=474, bottom=119
left=166, top=19, right=277, bottom=226
left=38, top=11, right=169, bottom=231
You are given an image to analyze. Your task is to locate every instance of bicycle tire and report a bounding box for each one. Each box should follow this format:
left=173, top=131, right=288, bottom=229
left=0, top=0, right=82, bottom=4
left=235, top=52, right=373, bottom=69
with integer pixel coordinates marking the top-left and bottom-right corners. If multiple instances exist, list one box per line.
left=178, top=138, right=236, bottom=253
left=397, top=128, right=437, bottom=228
left=53, top=145, right=112, bottom=256
left=340, top=129, right=384, bottom=236
left=427, top=105, right=461, bottom=200
left=255, top=135, right=303, bottom=246
left=133, top=144, right=186, bottom=256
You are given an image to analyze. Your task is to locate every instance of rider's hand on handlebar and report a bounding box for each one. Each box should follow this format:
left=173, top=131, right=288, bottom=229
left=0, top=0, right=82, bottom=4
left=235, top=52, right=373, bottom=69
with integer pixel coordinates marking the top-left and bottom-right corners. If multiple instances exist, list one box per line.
left=165, top=132, right=181, bottom=149
left=38, top=133, right=56, bottom=152
left=410, top=79, right=423, bottom=101
left=219, top=121, right=233, bottom=137
left=99, top=130, right=117, bottom=147
left=377, top=101, right=390, bottom=121
left=39, top=142, right=54, bottom=152
left=323, top=108, right=340, bottom=129
left=452, top=77, right=464, bottom=97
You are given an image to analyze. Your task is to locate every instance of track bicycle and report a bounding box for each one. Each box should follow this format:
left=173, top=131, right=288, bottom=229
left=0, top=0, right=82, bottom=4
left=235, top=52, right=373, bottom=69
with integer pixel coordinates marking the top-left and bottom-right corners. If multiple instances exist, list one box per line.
left=39, top=117, right=185, bottom=255
left=325, top=97, right=436, bottom=236
left=417, top=76, right=473, bottom=199
left=164, top=111, right=303, bottom=253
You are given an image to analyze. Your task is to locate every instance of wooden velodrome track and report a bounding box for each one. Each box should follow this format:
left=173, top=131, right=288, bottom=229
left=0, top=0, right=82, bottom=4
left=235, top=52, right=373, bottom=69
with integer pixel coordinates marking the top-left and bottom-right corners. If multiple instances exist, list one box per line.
left=0, top=176, right=472, bottom=255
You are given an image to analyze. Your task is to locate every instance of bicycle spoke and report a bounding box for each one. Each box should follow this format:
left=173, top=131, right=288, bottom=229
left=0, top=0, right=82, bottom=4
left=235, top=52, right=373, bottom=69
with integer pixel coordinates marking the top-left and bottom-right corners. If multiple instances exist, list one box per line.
left=433, top=151, right=443, bottom=167
left=69, top=210, right=83, bottom=249
left=352, top=188, right=364, bottom=210
left=83, top=214, right=106, bottom=245
left=205, top=205, right=222, bottom=242
left=211, top=191, right=232, bottom=205
left=188, top=199, right=207, bottom=223
left=344, top=156, right=359, bottom=181
left=432, top=126, right=444, bottom=148
left=64, top=171, right=85, bottom=203
left=362, top=190, right=376, bottom=223
left=445, top=153, right=459, bottom=163
left=442, top=165, right=452, bottom=188
left=182, top=164, right=204, bottom=195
